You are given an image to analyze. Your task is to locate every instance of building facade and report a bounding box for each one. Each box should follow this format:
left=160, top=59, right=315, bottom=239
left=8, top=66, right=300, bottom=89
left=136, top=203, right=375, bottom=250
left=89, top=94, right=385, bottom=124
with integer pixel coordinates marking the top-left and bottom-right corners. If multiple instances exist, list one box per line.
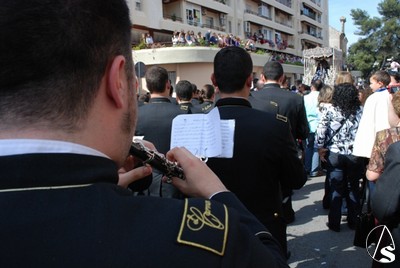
left=129, top=0, right=329, bottom=92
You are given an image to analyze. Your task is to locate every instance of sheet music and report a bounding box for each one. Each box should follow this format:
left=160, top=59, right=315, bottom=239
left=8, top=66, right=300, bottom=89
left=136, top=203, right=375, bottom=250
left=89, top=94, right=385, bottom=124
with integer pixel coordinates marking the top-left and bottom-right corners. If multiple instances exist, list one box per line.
left=170, top=108, right=234, bottom=158
left=218, top=119, right=235, bottom=158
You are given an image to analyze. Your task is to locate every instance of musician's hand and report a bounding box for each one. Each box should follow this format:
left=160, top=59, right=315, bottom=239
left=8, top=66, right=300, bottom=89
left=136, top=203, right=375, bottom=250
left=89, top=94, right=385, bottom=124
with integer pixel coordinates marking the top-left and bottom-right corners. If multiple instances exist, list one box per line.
left=117, top=140, right=155, bottom=188
left=164, top=147, right=228, bottom=198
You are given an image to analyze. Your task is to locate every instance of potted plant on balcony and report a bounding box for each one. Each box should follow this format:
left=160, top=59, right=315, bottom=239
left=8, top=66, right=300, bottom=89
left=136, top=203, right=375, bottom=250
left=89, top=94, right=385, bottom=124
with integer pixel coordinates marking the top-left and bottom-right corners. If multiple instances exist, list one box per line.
left=171, top=13, right=176, bottom=21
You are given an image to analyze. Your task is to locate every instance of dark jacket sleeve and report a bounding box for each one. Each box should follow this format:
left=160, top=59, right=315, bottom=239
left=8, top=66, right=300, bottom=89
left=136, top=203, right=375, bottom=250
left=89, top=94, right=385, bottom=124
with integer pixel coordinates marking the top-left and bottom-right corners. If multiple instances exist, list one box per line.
left=278, top=119, right=308, bottom=190
left=212, top=191, right=289, bottom=267
left=372, top=142, right=400, bottom=228
left=296, top=97, right=310, bottom=140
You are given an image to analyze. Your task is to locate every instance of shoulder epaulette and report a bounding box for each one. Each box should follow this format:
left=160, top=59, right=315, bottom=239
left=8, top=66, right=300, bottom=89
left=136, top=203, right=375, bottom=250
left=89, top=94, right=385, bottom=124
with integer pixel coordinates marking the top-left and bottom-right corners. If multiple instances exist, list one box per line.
left=276, top=114, right=288, bottom=122
left=202, top=103, right=212, bottom=111
left=177, top=198, right=228, bottom=256
left=180, top=105, right=189, bottom=111
left=269, top=101, right=278, bottom=107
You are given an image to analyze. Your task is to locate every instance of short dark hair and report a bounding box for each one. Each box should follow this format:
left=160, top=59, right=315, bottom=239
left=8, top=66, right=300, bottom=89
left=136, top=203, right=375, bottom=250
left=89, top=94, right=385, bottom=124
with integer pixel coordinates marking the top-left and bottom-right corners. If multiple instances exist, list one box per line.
left=371, top=70, right=391, bottom=86
left=191, top=83, right=198, bottom=93
left=202, top=84, right=215, bottom=100
left=213, top=46, right=252, bottom=93
left=175, top=80, right=193, bottom=101
left=311, top=79, right=324, bottom=91
left=145, top=66, right=169, bottom=94
left=263, top=61, right=284, bottom=81
left=0, top=0, right=133, bottom=130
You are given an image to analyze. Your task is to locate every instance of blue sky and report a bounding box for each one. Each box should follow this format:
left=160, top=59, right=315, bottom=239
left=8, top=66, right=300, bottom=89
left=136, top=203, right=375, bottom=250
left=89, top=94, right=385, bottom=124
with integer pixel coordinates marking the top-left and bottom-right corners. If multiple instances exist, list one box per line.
left=328, top=0, right=380, bottom=46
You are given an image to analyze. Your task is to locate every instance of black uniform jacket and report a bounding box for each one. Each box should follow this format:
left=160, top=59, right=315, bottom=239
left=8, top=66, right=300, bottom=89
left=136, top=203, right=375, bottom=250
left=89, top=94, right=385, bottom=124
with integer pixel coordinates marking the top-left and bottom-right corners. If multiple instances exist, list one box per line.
left=178, top=101, right=203, bottom=114
left=206, top=98, right=307, bottom=247
left=252, top=83, right=309, bottom=140
left=0, top=153, right=289, bottom=268
left=135, top=97, right=185, bottom=154
left=199, top=100, right=214, bottom=113
left=372, top=141, right=400, bottom=267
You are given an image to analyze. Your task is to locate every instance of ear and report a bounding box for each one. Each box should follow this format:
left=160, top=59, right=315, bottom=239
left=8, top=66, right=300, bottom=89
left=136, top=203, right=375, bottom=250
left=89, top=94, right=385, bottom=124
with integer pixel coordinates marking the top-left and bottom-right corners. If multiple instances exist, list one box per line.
left=260, top=73, right=266, bottom=82
left=246, top=74, right=253, bottom=88
left=276, top=74, right=285, bottom=85
left=106, top=55, right=126, bottom=109
left=211, top=73, right=217, bottom=87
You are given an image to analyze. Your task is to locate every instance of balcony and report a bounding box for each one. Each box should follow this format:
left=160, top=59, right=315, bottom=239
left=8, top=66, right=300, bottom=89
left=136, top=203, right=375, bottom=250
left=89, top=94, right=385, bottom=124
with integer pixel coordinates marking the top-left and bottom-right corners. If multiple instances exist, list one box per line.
left=275, top=18, right=293, bottom=29
left=299, top=31, right=323, bottom=46
left=244, top=9, right=272, bottom=20
left=275, top=0, right=292, bottom=8
left=164, top=14, right=184, bottom=23
left=186, top=0, right=231, bottom=14
left=300, top=13, right=322, bottom=27
left=305, top=0, right=323, bottom=12
left=214, top=0, right=227, bottom=4
left=301, top=10, right=316, bottom=20
left=309, top=0, right=321, bottom=6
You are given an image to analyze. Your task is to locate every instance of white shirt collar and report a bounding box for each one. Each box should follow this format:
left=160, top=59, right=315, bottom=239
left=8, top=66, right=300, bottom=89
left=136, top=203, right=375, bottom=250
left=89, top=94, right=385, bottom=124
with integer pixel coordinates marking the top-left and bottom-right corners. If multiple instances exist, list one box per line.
left=0, top=139, right=109, bottom=158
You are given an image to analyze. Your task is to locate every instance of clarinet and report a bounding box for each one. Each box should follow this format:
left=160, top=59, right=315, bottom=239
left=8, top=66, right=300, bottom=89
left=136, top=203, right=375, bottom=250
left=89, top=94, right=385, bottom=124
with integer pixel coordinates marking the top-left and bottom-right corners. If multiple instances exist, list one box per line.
left=129, top=141, right=185, bottom=180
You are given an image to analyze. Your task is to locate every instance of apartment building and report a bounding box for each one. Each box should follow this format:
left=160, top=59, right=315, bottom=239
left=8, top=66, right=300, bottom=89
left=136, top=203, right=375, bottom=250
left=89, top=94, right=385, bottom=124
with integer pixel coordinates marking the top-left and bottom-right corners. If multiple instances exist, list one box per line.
left=129, top=0, right=329, bottom=92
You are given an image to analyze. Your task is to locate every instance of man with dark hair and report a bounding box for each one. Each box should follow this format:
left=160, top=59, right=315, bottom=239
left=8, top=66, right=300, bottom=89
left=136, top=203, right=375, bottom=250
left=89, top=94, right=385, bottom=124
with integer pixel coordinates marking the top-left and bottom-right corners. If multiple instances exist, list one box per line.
left=0, top=1, right=289, bottom=267
left=135, top=66, right=186, bottom=197
left=175, top=80, right=202, bottom=114
left=191, top=83, right=203, bottom=105
left=199, top=84, right=216, bottom=113
left=304, top=79, right=324, bottom=177
left=253, top=61, right=309, bottom=224
left=207, top=46, right=307, bottom=260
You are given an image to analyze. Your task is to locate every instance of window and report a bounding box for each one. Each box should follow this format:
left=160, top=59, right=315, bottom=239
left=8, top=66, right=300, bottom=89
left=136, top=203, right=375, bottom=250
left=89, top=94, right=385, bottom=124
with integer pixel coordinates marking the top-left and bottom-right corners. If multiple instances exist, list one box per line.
left=244, top=21, right=251, bottom=33
left=193, top=9, right=201, bottom=24
left=135, top=0, right=141, bottom=11
left=307, top=25, right=317, bottom=37
left=262, top=27, right=273, bottom=40
left=186, top=9, right=194, bottom=24
left=258, top=4, right=270, bottom=18
left=205, top=17, right=214, bottom=28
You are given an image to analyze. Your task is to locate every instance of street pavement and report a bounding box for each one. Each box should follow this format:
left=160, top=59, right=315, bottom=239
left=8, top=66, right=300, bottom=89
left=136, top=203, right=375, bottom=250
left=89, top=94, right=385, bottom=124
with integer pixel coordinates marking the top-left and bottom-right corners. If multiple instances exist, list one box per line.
left=287, top=175, right=373, bottom=268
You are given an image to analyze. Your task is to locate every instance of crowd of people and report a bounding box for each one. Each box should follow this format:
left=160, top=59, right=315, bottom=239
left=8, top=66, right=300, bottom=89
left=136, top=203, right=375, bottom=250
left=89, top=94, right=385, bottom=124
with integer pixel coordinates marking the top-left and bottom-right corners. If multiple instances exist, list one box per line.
left=140, top=28, right=303, bottom=66
left=2, top=0, right=400, bottom=267
left=135, top=59, right=400, bottom=266
left=171, top=29, right=242, bottom=48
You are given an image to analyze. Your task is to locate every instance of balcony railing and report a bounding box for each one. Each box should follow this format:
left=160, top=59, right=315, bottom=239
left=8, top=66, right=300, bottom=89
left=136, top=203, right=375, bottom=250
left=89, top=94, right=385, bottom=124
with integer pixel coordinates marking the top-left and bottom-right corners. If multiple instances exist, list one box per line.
left=275, top=0, right=292, bottom=8
left=244, top=9, right=272, bottom=21
left=310, top=0, right=321, bottom=7
left=301, top=10, right=316, bottom=20
left=201, top=23, right=225, bottom=31
left=214, top=0, right=227, bottom=5
left=164, top=14, right=183, bottom=22
left=299, top=31, right=323, bottom=40
left=275, top=19, right=292, bottom=28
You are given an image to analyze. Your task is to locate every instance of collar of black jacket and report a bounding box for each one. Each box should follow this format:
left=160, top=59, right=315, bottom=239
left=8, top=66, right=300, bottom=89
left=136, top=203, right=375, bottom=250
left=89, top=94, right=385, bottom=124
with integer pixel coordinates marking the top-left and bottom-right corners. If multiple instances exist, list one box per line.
left=0, top=154, right=118, bottom=190
left=149, top=97, right=172, bottom=104
left=215, top=97, right=252, bottom=108
left=261, top=83, right=281, bottom=90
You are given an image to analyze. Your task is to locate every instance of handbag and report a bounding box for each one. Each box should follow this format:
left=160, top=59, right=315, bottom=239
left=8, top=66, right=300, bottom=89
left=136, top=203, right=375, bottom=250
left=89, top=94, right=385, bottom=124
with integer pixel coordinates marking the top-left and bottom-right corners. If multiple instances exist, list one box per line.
left=320, top=117, right=348, bottom=170
left=323, top=116, right=348, bottom=148
left=353, top=178, right=376, bottom=248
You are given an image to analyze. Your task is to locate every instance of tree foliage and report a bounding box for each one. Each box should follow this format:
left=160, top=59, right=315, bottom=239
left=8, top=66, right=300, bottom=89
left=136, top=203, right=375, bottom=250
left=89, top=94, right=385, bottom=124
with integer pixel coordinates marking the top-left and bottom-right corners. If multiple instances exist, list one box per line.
left=347, top=0, right=400, bottom=78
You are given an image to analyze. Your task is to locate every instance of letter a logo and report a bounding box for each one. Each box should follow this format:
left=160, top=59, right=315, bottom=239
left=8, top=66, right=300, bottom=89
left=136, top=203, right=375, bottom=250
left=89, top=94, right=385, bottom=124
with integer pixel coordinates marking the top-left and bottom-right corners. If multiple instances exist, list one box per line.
left=367, top=225, right=396, bottom=263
